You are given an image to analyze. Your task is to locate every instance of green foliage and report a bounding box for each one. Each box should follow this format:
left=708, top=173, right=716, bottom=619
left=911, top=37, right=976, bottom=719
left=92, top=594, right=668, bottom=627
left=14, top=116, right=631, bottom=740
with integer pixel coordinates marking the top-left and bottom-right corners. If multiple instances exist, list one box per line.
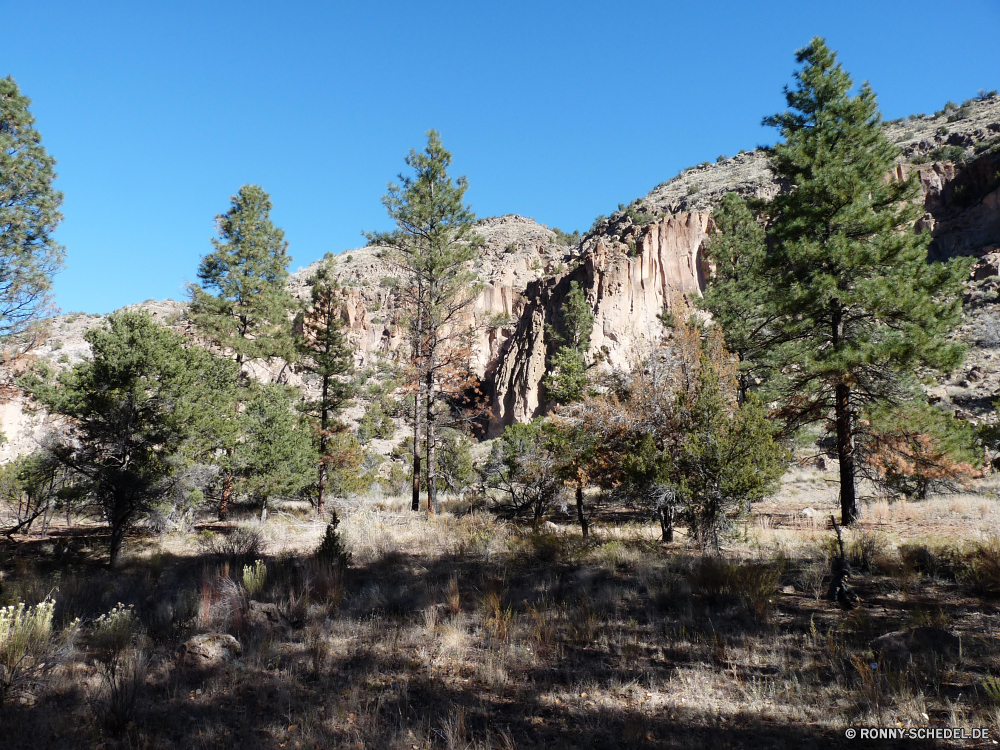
left=357, top=399, right=396, bottom=444
left=699, top=192, right=773, bottom=398
left=859, top=400, right=980, bottom=499
left=622, top=201, right=655, bottom=226
left=434, top=428, right=477, bottom=494
left=233, top=383, right=317, bottom=511
left=544, top=281, right=595, bottom=405
left=315, top=509, right=352, bottom=568
left=544, top=347, right=589, bottom=406
left=480, top=419, right=562, bottom=523
left=296, top=260, right=355, bottom=512
left=0, top=451, right=72, bottom=535
left=551, top=227, right=581, bottom=247
left=912, top=145, right=967, bottom=165
left=365, top=130, right=483, bottom=512
left=22, top=310, right=235, bottom=566
left=573, top=319, right=787, bottom=545
left=388, top=430, right=475, bottom=494
left=722, top=37, right=971, bottom=523
left=0, top=78, right=65, bottom=345
left=0, top=597, right=58, bottom=701
left=242, top=559, right=267, bottom=597
left=188, top=184, right=295, bottom=365
left=673, top=361, right=789, bottom=550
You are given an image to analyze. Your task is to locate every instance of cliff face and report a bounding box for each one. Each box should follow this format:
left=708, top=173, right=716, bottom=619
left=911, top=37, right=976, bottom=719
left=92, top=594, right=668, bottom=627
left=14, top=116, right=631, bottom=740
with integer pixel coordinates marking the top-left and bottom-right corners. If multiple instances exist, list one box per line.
left=484, top=213, right=711, bottom=434
left=4, top=97, right=1000, bottom=461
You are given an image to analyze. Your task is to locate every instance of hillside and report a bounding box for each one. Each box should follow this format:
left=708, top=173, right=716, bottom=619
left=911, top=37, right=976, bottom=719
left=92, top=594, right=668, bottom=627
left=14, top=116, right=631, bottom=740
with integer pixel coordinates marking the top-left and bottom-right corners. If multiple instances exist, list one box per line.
left=4, top=93, right=1000, bottom=462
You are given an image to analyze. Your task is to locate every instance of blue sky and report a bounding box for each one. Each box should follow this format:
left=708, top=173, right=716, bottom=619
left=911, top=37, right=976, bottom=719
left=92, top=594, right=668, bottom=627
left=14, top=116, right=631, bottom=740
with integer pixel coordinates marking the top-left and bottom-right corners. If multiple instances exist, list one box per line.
left=5, top=0, right=999, bottom=314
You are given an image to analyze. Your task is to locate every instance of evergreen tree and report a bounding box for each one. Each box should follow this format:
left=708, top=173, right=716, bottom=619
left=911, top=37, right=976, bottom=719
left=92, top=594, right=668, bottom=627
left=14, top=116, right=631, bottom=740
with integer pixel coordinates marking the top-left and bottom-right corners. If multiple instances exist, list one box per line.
left=188, top=184, right=296, bottom=517
left=365, top=131, right=483, bottom=514
left=0, top=78, right=65, bottom=370
left=233, top=383, right=317, bottom=522
left=544, top=281, right=595, bottom=406
left=296, top=261, right=354, bottom=514
left=673, top=358, right=787, bottom=550
left=542, top=280, right=598, bottom=535
left=189, top=184, right=295, bottom=366
left=755, top=39, right=967, bottom=524
left=699, top=193, right=777, bottom=401
left=479, top=419, right=562, bottom=526
left=22, top=311, right=226, bottom=566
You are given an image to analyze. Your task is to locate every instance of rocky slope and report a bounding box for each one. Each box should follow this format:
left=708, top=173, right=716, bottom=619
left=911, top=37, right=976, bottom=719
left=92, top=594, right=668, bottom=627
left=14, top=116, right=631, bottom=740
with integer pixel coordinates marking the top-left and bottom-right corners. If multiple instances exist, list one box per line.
left=4, top=94, right=1000, bottom=459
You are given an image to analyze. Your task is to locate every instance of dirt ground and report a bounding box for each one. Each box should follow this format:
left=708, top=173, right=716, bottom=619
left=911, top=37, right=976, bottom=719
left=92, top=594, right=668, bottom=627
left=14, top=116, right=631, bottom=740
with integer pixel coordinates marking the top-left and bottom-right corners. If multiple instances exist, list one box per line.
left=2, top=471, right=1000, bottom=749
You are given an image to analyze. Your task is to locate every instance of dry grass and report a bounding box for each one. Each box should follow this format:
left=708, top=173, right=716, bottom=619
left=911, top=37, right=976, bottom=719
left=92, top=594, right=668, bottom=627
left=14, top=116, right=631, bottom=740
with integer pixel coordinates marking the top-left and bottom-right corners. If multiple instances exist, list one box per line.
left=2, top=484, right=1000, bottom=747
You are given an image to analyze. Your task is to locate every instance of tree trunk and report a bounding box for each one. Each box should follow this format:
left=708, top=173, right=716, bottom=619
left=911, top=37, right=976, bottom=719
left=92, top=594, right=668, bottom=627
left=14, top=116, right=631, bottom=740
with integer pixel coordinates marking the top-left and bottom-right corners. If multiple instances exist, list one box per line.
left=108, top=517, right=126, bottom=569
left=219, top=467, right=233, bottom=521
left=411, top=390, right=421, bottom=511
left=835, top=382, right=857, bottom=525
left=831, top=299, right=857, bottom=525
left=659, top=505, right=673, bottom=543
left=318, top=377, right=328, bottom=515
left=426, top=370, right=438, bottom=514
left=576, top=484, right=588, bottom=538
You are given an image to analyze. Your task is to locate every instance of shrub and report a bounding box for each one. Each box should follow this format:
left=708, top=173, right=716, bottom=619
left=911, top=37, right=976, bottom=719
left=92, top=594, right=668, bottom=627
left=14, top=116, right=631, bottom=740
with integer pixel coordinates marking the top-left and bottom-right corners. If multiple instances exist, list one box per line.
left=242, top=559, right=267, bottom=597
left=960, top=537, right=1000, bottom=594
left=199, top=524, right=266, bottom=566
left=315, top=510, right=352, bottom=569
left=0, top=597, right=63, bottom=702
left=92, top=603, right=139, bottom=665
left=357, top=399, right=395, bottom=444
left=848, top=529, right=889, bottom=572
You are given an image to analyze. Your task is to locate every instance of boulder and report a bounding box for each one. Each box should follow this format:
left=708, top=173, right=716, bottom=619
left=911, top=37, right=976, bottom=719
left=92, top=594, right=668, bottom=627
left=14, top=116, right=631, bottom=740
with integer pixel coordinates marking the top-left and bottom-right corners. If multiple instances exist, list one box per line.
left=870, top=627, right=960, bottom=669
left=177, top=633, right=242, bottom=669
left=246, top=600, right=294, bottom=633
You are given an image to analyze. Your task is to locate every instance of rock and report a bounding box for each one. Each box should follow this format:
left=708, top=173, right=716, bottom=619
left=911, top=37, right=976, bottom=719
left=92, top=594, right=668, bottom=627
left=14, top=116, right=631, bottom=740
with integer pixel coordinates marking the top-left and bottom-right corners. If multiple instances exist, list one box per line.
left=871, top=627, right=961, bottom=669
left=926, top=386, right=949, bottom=405
left=968, top=366, right=984, bottom=383
left=177, top=633, right=242, bottom=669
left=245, top=600, right=294, bottom=633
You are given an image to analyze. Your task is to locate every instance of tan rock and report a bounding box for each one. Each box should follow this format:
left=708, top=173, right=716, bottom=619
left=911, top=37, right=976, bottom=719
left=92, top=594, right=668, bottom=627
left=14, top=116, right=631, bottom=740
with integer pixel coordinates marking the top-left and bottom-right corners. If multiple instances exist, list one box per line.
left=177, top=633, right=241, bottom=669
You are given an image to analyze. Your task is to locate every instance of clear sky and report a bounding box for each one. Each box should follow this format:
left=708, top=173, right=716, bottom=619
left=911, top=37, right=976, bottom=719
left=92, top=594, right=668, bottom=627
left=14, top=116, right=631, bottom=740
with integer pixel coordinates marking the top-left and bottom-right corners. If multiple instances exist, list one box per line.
left=4, top=0, right=998, bottom=314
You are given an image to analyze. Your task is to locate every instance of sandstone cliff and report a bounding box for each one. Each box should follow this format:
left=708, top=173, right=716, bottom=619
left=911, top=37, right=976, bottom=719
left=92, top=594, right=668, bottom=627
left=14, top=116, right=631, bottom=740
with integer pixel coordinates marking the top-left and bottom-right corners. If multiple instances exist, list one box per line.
left=4, top=94, right=1000, bottom=460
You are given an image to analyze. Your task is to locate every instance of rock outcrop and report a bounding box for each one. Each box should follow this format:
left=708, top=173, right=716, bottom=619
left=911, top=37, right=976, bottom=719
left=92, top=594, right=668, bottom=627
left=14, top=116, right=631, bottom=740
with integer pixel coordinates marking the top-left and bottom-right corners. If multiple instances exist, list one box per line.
left=3, top=95, right=999, bottom=458
left=177, top=633, right=242, bottom=670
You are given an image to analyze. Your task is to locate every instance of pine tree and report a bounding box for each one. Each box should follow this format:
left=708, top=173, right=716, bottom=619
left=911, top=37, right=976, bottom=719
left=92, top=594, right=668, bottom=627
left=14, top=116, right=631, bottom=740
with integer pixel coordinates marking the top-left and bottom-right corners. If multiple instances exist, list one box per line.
left=22, top=311, right=227, bottom=566
left=189, top=184, right=295, bottom=366
left=760, top=38, right=967, bottom=524
left=233, top=383, right=317, bottom=523
left=188, top=184, right=296, bottom=517
left=296, top=260, right=354, bottom=515
left=699, top=193, right=777, bottom=401
left=541, top=280, right=598, bottom=534
left=544, top=281, right=595, bottom=406
left=0, top=78, right=65, bottom=373
left=365, top=131, right=483, bottom=514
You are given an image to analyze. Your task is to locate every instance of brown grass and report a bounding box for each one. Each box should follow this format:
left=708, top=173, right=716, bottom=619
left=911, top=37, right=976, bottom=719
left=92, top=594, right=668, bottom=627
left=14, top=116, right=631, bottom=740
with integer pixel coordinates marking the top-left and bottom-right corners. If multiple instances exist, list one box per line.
left=2, top=483, right=1000, bottom=747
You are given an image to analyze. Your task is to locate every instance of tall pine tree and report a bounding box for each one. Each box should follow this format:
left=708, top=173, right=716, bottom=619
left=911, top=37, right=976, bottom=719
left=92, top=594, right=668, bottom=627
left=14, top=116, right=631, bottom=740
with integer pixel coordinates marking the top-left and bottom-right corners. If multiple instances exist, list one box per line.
left=762, top=38, right=967, bottom=524
left=0, top=78, right=64, bottom=376
left=188, top=184, right=296, bottom=518
left=365, top=131, right=483, bottom=514
left=296, top=260, right=354, bottom=515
